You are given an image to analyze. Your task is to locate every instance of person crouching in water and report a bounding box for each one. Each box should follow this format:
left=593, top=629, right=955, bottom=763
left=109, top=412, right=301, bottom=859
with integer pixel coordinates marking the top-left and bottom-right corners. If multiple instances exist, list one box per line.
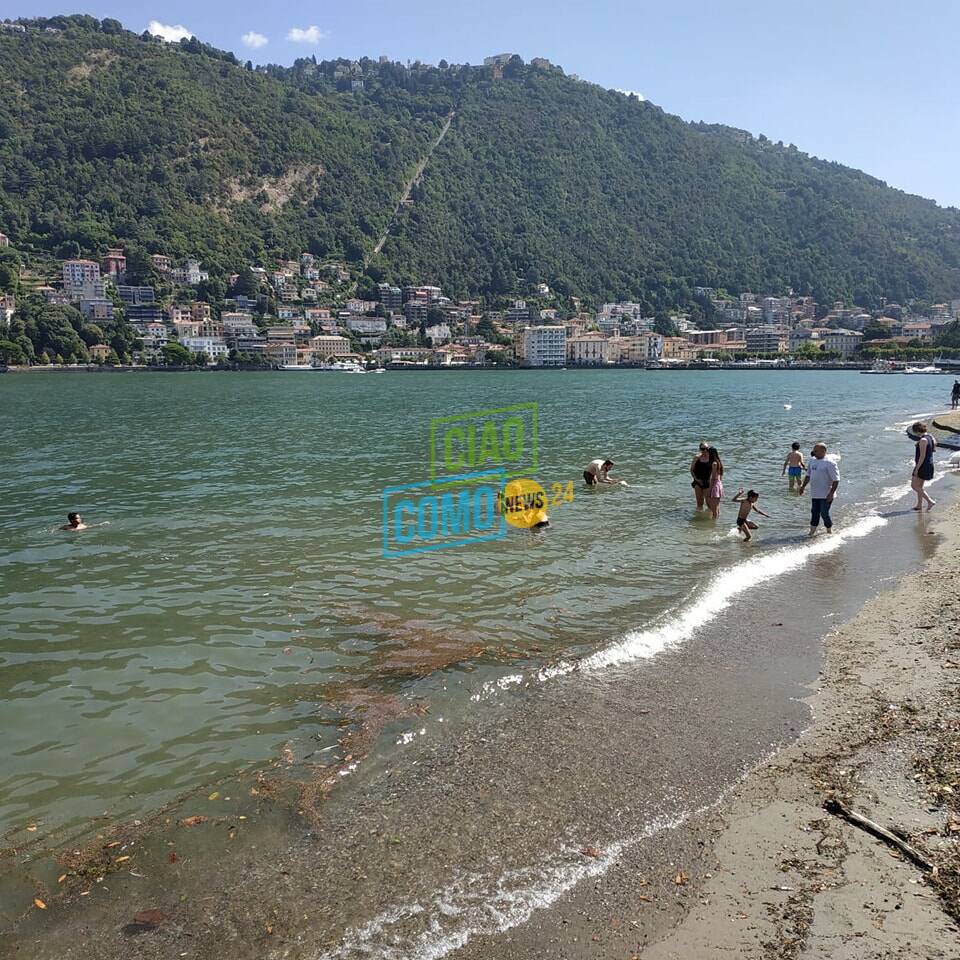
left=731, top=489, right=769, bottom=541
left=583, top=458, right=616, bottom=486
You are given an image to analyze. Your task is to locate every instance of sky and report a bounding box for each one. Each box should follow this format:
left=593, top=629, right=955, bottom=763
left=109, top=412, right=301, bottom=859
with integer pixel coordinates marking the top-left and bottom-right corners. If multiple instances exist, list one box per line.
left=7, top=1, right=960, bottom=209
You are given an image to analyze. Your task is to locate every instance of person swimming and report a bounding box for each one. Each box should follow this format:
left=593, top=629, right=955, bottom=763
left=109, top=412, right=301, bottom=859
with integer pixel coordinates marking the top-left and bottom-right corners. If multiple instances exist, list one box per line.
left=781, top=442, right=806, bottom=491
left=731, top=489, right=769, bottom=541
left=60, top=512, right=87, bottom=531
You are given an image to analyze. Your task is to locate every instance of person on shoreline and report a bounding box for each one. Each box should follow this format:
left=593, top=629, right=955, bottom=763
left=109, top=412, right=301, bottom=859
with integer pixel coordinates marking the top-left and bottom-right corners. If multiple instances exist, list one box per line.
left=732, top=488, right=769, bottom=541
left=952, top=380, right=960, bottom=410
left=583, top=458, right=617, bottom=486
left=911, top=421, right=937, bottom=512
left=690, top=442, right=712, bottom=510
left=60, top=512, right=87, bottom=531
left=706, top=446, right=724, bottom=519
left=799, top=443, right=839, bottom=535
left=781, top=442, right=806, bottom=492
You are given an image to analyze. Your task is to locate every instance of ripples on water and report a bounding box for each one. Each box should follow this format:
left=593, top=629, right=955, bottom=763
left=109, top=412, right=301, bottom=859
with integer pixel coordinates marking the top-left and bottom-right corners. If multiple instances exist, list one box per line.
left=0, top=370, right=951, bottom=836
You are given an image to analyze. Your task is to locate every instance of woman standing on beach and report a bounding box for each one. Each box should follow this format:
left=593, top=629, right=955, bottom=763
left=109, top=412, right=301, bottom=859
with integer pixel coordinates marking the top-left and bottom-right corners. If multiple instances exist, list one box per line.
left=706, top=446, right=724, bottom=519
left=911, top=421, right=937, bottom=511
left=690, top=442, right=712, bottom=510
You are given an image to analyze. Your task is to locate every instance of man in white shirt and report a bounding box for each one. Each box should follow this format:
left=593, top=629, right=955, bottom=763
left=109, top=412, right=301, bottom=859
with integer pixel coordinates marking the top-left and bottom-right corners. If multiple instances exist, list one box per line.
left=799, top=443, right=839, bottom=535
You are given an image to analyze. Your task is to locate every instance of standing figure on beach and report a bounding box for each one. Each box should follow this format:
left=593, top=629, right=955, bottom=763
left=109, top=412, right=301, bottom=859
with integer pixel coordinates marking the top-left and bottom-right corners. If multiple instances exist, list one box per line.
left=799, top=443, right=839, bottom=535
left=690, top=442, right=712, bottom=510
left=781, top=442, right=806, bottom=492
left=706, top=446, right=724, bottom=519
left=911, top=421, right=937, bottom=512
left=732, top=488, right=770, bottom=541
left=952, top=380, right=960, bottom=410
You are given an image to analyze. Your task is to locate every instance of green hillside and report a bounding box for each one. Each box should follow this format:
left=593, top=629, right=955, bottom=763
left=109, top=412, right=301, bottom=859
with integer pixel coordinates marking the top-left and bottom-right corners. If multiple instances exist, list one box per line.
left=2, top=14, right=959, bottom=309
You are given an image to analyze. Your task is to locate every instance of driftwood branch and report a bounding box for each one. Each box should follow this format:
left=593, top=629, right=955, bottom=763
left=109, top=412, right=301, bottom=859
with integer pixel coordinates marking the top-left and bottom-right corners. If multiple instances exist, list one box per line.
left=824, top=798, right=933, bottom=871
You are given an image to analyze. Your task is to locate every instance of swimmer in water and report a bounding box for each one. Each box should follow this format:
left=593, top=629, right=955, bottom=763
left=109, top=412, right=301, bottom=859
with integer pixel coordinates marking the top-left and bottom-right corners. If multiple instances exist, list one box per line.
left=731, top=488, right=769, bottom=541
left=61, top=512, right=87, bottom=531
left=781, top=442, right=806, bottom=492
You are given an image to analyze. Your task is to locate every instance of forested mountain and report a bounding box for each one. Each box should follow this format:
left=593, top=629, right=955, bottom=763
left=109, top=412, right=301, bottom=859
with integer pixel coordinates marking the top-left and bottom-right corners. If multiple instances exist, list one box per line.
left=2, top=14, right=959, bottom=309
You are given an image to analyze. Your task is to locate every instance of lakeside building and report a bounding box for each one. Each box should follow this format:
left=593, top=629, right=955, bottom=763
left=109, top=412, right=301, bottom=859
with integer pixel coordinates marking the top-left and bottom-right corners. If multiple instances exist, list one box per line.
left=567, top=333, right=611, bottom=365
left=0, top=232, right=9, bottom=247
left=822, top=329, right=863, bottom=358
left=373, top=346, right=436, bottom=364
left=607, top=333, right=664, bottom=363
left=179, top=337, right=229, bottom=362
left=661, top=337, right=699, bottom=361
left=309, top=335, right=352, bottom=360
left=517, top=325, right=566, bottom=367
left=744, top=326, right=789, bottom=353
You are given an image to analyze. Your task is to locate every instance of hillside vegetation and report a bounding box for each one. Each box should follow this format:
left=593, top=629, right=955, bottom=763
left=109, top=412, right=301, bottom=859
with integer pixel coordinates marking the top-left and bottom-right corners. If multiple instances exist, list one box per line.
left=2, top=14, right=959, bottom=309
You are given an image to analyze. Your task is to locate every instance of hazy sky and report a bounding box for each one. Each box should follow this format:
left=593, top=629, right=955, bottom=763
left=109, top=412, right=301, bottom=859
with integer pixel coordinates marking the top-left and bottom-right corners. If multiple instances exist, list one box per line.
left=8, top=1, right=960, bottom=208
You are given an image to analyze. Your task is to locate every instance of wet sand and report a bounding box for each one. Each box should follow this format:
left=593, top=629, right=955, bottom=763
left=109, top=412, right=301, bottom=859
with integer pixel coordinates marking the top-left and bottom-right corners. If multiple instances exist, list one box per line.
left=3, top=495, right=959, bottom=958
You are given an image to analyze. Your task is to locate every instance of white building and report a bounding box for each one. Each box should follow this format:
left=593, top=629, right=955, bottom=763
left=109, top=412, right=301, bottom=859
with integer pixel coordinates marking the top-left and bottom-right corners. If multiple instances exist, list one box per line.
left=179, top=337, right=229, bottom=362
left=518, top=325, right=566, bottom=367
left=346, top=317, right=388, bottom=335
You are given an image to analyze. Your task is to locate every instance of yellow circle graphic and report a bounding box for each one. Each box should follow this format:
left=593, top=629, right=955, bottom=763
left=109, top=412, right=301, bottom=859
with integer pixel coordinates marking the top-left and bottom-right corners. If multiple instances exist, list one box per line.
left=500, top=478, right=549, bottom=529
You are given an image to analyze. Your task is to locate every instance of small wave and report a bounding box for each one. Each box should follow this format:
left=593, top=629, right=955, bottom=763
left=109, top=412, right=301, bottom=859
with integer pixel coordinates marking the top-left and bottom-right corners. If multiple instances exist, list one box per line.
left=576, top=514, right=886, bottom=673
left=317, top=814, right=683, bottom=960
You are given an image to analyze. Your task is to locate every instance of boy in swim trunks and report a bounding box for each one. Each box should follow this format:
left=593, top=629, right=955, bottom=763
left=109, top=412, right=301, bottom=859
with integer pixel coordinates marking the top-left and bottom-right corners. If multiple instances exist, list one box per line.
left=731, top=489, right=769, bottom=541
left=781, top=442, right=806, bottom=491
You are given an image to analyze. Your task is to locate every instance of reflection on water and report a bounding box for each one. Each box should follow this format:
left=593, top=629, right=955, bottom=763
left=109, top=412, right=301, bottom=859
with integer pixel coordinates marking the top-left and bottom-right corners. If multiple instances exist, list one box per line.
left=0, top=369, right=952, bottom=837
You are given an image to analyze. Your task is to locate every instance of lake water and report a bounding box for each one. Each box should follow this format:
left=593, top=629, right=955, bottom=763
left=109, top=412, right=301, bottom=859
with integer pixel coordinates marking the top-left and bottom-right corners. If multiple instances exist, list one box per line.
left=0, top=368, right=954, bottom=845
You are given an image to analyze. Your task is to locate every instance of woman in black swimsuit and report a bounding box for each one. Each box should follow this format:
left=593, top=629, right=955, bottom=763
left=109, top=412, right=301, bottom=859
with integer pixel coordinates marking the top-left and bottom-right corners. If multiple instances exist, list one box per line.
left=690, top=442, right=712, bottom=510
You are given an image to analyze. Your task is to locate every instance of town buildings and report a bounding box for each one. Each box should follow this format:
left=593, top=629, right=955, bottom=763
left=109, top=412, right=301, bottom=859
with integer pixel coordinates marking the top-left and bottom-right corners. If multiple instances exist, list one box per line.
left=517, top=325, right=567, bottom=367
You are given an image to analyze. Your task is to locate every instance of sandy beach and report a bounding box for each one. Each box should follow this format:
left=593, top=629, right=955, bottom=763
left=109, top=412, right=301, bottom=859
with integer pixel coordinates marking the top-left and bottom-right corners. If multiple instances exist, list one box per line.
left=461, top=496, right=960, bottom=959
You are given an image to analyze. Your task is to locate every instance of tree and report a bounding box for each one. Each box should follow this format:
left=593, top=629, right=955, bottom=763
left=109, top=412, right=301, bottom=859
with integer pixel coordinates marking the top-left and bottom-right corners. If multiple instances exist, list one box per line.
left=0, top=340, right=28, bottom=365
left=862, top=322, right=892, bottom=341
left=162, top=341, right=193, bottom=366
left=935, top=321, right=960, bottom=348
left=653, top=312, right=679, bottom=337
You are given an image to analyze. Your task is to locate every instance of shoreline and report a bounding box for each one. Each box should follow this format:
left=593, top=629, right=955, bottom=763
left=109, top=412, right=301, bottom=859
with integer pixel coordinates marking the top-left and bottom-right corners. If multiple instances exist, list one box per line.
left=4, top=363, right=957, bottom=375
left=464, top=495, right=960, bottom=959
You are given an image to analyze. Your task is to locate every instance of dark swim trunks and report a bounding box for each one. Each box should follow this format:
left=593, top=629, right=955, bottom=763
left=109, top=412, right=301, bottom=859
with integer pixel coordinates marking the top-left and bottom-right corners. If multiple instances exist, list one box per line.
left=736, top=516, right=748, bottom=528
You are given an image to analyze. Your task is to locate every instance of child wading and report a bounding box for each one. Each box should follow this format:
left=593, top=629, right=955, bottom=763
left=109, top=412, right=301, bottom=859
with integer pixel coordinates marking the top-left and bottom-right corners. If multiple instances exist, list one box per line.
left=781, top=442, right=806, bottom=491
left=731, top=488, right=769, bottom=541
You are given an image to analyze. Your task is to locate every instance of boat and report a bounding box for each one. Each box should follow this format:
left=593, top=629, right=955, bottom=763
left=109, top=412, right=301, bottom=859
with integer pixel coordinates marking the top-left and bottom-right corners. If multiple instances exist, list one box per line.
left=279, top=363, right=316, bottom=371
left=904, top=364, right=942, bottom=374
left=315, top=360, right=367, bottom=373
left=861, top=359, right=900, bottom=374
